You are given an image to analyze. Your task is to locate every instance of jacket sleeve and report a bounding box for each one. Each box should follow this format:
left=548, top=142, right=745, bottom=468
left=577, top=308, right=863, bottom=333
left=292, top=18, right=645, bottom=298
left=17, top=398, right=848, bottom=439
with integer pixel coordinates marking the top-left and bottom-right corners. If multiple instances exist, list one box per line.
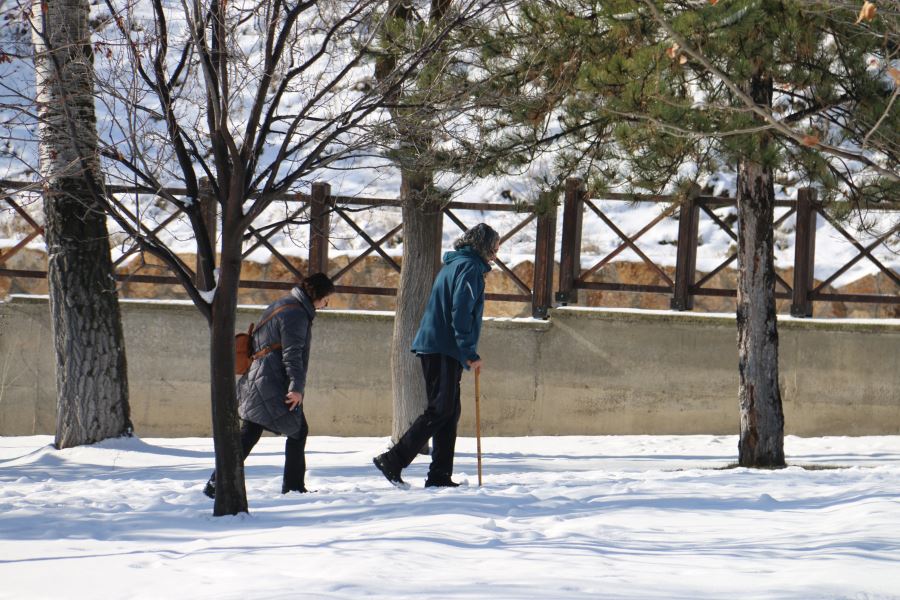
left=450, top=264, right=483, bottom=366
left=279, top=307, right=309, bottom=394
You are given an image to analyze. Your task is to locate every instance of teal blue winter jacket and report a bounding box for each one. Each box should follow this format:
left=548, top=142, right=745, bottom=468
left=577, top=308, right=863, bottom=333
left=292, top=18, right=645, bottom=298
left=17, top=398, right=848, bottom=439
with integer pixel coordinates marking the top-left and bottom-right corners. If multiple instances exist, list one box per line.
left=411, top=247, right=491, bottom=369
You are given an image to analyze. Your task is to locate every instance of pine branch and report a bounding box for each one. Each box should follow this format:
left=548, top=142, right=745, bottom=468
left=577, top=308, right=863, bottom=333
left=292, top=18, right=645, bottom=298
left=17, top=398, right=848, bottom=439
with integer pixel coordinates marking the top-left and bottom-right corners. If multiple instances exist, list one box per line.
left=638, top=0, right=899, bottom=181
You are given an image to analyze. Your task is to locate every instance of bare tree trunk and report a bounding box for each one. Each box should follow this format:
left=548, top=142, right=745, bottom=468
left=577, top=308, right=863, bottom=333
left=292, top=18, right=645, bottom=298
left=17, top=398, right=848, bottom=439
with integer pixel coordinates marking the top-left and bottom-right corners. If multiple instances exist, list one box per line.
left=390, top=170, right=443, bottom=443
left=382, top=0, right=451, bottom=446
left=32, top=0, right=131, bottom=449
left=735, top=72, right=785, bottom=468
left=209, top=216, right=248, bottom=516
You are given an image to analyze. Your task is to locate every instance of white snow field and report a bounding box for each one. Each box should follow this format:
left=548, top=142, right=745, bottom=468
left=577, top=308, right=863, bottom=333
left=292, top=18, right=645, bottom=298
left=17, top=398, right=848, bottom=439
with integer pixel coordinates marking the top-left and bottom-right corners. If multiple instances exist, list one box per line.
left=1, top=434, right=899, bottom=600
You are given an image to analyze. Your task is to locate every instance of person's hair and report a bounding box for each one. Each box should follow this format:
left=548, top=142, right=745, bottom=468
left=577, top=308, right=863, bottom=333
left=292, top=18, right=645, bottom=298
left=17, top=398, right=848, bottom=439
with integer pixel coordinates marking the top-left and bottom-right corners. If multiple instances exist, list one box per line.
left=301, top=272, right=335, bottom=302
left=453, top=223, right=500, bottom=262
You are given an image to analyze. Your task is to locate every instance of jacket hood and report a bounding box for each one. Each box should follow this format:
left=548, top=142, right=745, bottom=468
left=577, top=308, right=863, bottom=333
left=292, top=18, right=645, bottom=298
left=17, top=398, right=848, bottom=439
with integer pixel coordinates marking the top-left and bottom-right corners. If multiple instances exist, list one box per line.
left=443, top=247, right=492, bottom=272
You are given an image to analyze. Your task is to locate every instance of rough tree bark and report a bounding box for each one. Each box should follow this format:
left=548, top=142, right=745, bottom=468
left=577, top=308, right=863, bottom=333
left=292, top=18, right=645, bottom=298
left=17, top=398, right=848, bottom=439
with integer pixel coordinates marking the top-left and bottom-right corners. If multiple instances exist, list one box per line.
left=379, top=0, right=453, bottom=444
left=32, top=0, right=132, bottom=449
left=390, top=171, right=443, bottom=443
left=735, top=71, right=785, bottom=468
left=209, top=213, right=248, bottom=516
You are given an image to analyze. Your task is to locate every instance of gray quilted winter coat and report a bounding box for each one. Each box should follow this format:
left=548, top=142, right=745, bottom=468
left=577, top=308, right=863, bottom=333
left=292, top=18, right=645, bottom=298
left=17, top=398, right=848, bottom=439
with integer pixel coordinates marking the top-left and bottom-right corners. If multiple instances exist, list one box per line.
left=238, top=287, right=316, bottom=436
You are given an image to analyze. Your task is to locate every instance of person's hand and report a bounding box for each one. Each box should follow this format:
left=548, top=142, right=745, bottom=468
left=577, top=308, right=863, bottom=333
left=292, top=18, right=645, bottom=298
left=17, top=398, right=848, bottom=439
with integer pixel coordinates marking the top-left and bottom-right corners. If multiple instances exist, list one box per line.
left=285, top=391, right=303, bottom=411
left=467, top=359, right=483, bottom=373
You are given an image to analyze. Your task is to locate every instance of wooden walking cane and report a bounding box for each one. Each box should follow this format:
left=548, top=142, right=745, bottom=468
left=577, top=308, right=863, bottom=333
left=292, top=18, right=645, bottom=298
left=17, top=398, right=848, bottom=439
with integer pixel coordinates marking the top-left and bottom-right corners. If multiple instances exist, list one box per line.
left=474, top=367, right=483, bottom=487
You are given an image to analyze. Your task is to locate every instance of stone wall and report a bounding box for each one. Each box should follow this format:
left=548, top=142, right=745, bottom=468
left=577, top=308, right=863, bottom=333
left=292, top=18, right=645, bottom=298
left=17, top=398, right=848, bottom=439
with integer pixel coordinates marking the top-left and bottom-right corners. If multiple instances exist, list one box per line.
left=2, top=295, right=898, bottom=437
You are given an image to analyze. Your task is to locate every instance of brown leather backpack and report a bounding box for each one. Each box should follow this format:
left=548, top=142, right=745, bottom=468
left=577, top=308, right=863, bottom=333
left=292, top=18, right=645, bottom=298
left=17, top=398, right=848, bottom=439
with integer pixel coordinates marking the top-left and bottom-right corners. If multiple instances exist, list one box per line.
left=235, top=303, right=301, bottom=375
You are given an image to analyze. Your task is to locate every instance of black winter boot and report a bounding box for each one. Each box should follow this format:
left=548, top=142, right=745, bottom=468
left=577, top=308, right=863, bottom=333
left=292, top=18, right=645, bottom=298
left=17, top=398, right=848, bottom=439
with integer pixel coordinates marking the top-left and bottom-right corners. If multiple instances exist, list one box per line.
left=373, top=454, right=407, bottom=488
left=425, top=475, right=460, bottom=488
left=203, top=476, right=216, bottom=499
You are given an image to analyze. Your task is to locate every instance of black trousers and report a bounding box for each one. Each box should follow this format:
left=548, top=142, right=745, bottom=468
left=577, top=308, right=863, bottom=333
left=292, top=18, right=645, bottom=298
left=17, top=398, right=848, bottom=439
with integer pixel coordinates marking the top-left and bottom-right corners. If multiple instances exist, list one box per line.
left=210, top=416, right=309, bottom=493
left=389, top=353, right=463, bottom=479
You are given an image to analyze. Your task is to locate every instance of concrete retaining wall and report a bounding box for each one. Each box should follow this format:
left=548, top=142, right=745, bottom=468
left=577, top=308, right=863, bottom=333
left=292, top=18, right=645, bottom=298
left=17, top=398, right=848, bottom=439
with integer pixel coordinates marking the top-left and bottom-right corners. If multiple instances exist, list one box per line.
left=1, top=295, right=898, bottom=437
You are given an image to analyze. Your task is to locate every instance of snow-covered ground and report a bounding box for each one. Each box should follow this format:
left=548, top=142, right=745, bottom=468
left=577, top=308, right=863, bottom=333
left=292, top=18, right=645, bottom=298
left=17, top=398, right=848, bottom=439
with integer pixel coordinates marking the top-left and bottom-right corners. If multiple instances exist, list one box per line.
left=2, top=434, right=899, bottom=599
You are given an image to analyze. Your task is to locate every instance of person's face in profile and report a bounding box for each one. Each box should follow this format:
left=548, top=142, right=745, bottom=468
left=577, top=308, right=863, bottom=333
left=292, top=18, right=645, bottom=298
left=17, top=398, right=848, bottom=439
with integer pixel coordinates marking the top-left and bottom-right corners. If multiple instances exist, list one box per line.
left=488, top=240, right=500, bottom=262
left=313, top=294, right=331, bottom=309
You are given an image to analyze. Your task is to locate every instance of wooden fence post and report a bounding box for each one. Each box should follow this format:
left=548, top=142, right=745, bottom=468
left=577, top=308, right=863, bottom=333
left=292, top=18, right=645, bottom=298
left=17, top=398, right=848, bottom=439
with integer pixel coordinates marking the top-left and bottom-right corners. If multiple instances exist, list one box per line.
left=791, top=187, right=818, bottom=317
left=195, top=177, right=217, bottom=291
left=532, top=196, right=557, bottom=319
left=670, top=184, right=700, bottom=311
left=309, top=182, right=331, bottom=276
left=556, top=177, right=584, bottom=305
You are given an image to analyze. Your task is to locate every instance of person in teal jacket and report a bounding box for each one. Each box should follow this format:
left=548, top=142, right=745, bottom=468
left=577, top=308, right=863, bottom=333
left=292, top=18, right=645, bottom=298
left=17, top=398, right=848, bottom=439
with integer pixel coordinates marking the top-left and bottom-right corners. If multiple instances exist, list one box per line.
left=374, top=223, right=500, bottom=488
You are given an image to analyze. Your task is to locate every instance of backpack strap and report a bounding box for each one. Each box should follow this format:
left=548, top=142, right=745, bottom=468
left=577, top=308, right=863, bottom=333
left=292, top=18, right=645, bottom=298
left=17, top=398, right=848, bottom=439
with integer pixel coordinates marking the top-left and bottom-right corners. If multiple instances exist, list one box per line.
left=250, top=301, right=302, bottom=359
left=255, top=302, right=301, bottom=331
left=251, top=343, right=282, bottom=361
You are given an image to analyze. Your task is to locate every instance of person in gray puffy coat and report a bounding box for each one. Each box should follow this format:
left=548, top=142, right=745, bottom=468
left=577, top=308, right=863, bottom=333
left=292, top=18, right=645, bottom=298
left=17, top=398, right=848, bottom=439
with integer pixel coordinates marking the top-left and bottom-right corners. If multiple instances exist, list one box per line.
left=204, top=273, right=335, bottom=498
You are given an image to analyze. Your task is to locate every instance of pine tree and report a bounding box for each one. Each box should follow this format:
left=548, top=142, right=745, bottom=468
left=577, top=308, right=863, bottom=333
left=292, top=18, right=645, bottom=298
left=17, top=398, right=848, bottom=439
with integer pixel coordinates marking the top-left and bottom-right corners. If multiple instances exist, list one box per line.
left=373, top=0, right=510, bottom=443
left=480, top=0, right=899, bottom=466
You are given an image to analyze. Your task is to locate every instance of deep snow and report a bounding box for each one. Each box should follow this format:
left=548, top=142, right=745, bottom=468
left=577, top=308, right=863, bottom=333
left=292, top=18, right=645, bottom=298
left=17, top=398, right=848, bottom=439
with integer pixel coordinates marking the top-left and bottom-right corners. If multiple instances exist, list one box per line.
left=1, top=434, right=899, bottom=599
